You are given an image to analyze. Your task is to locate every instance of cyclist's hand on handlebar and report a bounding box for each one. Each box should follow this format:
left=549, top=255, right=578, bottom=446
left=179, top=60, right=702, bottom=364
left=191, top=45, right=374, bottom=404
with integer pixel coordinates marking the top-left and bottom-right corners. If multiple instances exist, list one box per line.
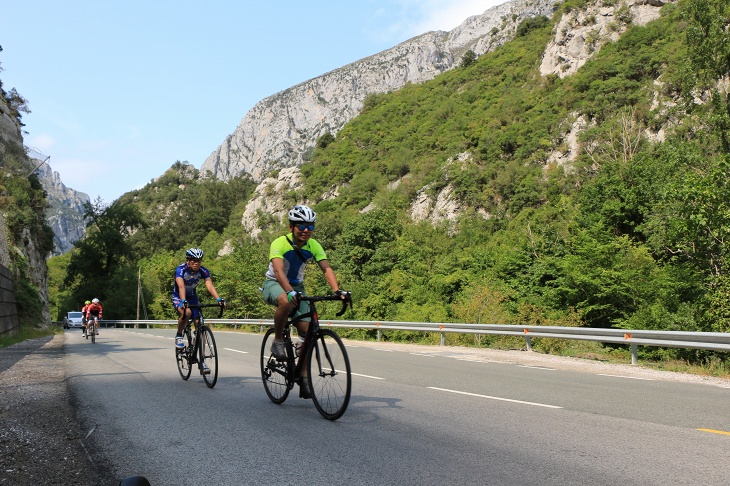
left=335, top=290, right=353, bottom=316
left=287, top=290, right=301, bottom=305
left=217, top=297, right=226, bottom=308
left=180, top=299, right=188, bottom=308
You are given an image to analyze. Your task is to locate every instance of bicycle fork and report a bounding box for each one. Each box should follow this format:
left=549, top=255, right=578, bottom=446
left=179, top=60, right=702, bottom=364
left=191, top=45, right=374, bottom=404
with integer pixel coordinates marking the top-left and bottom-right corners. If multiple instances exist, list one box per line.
left=313, top=333, right=338, bottom=378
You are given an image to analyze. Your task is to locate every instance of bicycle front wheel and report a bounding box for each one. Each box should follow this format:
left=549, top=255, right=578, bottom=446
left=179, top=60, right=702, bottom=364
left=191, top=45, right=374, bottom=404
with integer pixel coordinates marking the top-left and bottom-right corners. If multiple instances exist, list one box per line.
left=260, top=328, right=291, bottom=404
left=307, top=329, right=351, bottom=420
left=200, top=327, right=218, bottom=388
left=176, top=329, right=193, bottom=380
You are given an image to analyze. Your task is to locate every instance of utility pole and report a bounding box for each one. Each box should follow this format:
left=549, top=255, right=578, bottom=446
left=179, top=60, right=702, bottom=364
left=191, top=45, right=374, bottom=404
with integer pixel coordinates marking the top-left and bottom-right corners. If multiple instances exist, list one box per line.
left=136, top=268, right=141, bottom=320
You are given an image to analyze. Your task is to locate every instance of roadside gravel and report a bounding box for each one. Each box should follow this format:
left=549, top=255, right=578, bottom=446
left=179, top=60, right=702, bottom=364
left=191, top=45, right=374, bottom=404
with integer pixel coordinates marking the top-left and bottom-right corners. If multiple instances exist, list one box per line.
left=0, top=333, right=114, bottom=485
left=0, top=332, right=727, bottom=486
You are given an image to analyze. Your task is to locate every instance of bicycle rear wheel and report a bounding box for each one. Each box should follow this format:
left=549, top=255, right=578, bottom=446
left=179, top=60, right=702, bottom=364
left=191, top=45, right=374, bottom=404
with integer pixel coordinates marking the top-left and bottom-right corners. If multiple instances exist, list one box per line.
left=91, top=327, right=96, bottom=343
left=200, top=326, right=218, bottom=388
left=260, top=328, right=291, bottom=404
left=176, top=329, right=193, bottom=380
left=307, top=329, right=351, bottom=420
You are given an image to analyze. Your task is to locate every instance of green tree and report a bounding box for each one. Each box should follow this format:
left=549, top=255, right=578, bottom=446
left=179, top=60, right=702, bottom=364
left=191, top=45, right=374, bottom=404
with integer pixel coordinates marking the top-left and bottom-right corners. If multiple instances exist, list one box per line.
left=684, top=0, right=730, bottom=152
left=460, top=50, right=477, bottom=68
left=65, top=198, right=146, bottom=302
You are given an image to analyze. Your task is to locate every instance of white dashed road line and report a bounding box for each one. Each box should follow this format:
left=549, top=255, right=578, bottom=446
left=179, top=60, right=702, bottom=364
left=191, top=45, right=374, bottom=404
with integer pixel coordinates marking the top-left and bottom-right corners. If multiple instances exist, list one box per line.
left=597, top=373, right=654, bottom=381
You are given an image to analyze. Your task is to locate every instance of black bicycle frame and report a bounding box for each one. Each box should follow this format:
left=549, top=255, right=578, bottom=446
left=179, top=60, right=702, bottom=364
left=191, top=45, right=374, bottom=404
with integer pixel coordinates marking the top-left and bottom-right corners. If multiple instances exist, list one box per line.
left=183, top=303, right=223, bottom=368
left=287, top=294, right=351, bottom=378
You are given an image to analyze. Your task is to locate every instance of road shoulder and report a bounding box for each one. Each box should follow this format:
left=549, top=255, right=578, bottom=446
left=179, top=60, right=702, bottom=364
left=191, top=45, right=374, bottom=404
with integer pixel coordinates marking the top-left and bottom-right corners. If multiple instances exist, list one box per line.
left=0, top=333, right=103, bottom=485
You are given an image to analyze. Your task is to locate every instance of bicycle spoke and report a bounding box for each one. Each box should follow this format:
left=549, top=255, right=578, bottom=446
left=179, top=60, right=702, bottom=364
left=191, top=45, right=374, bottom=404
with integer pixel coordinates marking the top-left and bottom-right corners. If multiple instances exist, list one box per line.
left=200, top=327, right=218, bottom=388
left=260, top=328, right=291, bottom=403
left=176, top=328, right=193, bottom=380
left=308, top=329, right=351, bottom=420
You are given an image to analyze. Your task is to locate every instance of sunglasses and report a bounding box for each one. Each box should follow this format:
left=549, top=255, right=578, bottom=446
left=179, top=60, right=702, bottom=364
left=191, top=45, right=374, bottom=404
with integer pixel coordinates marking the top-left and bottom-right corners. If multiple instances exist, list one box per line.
left=187, top=258, right=202, bottom=263
left=295, top=224, right=315, bottom=231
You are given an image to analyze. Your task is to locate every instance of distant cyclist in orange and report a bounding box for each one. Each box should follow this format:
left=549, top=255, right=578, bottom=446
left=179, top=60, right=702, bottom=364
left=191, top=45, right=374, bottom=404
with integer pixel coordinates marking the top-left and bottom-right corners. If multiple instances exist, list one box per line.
left=85, top=298, right=103, bottom=336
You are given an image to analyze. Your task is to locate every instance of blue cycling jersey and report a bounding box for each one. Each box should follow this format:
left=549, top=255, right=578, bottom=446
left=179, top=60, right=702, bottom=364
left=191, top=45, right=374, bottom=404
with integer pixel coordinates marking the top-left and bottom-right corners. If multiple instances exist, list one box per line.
left=172, top=263, right=211, bottom=301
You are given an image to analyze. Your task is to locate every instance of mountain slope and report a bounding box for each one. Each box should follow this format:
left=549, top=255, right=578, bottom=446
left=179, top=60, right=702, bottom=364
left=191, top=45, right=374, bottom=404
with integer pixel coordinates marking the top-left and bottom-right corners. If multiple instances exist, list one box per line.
left=201, top=0, right=557, bottom=182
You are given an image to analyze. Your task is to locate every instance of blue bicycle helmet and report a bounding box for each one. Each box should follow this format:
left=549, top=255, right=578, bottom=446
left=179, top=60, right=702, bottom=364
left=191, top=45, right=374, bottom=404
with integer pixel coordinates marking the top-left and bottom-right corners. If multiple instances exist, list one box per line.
left=185, top=247, right=204, bottom=260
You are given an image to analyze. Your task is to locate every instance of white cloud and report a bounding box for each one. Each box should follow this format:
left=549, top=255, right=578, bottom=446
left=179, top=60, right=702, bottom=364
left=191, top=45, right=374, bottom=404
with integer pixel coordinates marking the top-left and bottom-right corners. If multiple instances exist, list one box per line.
left=376, top=0, right=505, bottom=42
left=49, top=157, right=106, bottom=194
left=28, top=133, right=56, bottom=153
left=409, top=0, right=504, bottom=33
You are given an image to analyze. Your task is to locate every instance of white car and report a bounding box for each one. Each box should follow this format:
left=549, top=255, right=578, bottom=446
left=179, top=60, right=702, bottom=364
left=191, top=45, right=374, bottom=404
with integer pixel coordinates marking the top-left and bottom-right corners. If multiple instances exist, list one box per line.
left=63, top=311, right=84, bottom=329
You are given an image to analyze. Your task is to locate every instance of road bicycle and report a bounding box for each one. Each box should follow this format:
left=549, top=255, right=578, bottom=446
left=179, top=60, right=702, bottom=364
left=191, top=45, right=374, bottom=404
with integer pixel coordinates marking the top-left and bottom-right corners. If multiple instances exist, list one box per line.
left=84, top=315, right=99, bottom=343
left=175, top=302, right=224, bottom=388
left=260, top=293, right=352, bottom=420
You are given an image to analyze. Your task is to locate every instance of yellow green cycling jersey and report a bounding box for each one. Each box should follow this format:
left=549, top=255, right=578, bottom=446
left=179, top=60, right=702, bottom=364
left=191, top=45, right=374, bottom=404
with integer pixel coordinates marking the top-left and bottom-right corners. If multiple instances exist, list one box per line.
left=265, top=233, right=328, bottom=284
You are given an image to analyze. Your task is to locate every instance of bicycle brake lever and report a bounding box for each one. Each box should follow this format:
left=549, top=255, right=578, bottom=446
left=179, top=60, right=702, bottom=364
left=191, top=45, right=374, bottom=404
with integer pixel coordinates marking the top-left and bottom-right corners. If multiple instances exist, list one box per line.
left=335, top=295, right=352, bottom=317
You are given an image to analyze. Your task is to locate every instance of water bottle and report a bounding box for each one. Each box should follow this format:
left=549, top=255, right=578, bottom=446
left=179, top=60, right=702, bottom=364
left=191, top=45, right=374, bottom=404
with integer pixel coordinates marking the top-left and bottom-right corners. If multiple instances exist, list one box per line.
left=294, top=336, right=305, bottom=357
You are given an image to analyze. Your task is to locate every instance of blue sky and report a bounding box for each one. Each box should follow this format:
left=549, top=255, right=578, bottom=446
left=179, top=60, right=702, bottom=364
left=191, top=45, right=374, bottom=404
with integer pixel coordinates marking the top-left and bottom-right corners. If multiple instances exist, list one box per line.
left=2, top=0, right=504, bottom=203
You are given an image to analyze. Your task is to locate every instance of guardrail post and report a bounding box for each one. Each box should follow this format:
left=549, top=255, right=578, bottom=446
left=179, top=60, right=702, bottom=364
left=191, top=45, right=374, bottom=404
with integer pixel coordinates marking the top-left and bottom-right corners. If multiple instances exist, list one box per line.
left=440, top=332, right=445, bottom=346
left=377, top=329, right=382, bottom=342
left=525, top=335, right=532, bottom=352
left=631, top=344, right=638, bottom=365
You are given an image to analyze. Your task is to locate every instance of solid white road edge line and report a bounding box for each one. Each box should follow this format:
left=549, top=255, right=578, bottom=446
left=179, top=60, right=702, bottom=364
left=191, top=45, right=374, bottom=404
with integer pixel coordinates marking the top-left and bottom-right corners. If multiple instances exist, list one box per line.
left=428, top=387, right=563, bottom=408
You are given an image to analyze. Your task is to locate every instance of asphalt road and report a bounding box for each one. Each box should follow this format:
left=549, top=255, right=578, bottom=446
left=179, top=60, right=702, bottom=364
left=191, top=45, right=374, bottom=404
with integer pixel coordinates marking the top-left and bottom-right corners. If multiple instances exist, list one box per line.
left=63, top=328, right=730, bottom=485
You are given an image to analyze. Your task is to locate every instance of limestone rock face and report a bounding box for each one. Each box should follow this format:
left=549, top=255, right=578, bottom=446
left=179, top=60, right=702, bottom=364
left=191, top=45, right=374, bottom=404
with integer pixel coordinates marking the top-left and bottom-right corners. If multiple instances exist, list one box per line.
left=35, top=162, right=89, bottom=255
left=201, top=0, right=558, bottom=182
left=539, top=0, right=670, bottom=78
left=240, top=167, right=306, bottom=239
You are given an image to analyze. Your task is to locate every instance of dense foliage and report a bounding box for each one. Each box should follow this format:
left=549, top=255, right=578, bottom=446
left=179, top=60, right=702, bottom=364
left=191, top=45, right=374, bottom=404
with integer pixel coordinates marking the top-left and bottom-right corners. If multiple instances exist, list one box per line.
left=49, top=0, right=729, bottom=365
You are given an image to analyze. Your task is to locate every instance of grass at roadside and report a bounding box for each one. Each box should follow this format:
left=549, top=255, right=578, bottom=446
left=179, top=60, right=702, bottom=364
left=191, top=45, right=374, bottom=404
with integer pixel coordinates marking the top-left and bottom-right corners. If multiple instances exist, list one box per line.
left=0, top=325, right=62, bottom=349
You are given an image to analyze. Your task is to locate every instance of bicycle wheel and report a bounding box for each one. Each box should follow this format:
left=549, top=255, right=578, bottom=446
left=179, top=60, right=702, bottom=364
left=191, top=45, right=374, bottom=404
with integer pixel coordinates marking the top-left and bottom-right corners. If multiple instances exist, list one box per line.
left=91, top=326, right=96, bottom=343
left=200, top=326, right=218, bottom=388
left=260, top=328, right=291, bottom=404
left=307, top=329, right=351, bottom=420
left=176, top=329, right=193, bottom=380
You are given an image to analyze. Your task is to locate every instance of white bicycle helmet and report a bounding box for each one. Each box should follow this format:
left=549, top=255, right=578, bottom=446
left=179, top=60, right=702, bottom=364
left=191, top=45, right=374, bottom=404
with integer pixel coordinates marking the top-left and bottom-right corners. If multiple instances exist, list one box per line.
left=185, top=247, right=204, bottom=259
left=92, top=298, right=99, bottom=303
left=288, top=205, right=316, bottom=223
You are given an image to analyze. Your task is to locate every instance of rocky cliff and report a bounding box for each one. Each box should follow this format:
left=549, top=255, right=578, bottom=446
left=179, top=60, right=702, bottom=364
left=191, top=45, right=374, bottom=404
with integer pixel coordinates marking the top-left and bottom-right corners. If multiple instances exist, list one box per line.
left=0, top=97, right=51, bottom=325
left=34, top=161, right=89, bottom=255
left=201, top=0, right=558, bottom=182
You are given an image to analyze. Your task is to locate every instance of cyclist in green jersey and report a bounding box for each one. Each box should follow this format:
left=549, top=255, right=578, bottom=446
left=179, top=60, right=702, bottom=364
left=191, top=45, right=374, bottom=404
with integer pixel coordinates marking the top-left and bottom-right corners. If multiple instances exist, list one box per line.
left=261, top=205, right=347, bottom=398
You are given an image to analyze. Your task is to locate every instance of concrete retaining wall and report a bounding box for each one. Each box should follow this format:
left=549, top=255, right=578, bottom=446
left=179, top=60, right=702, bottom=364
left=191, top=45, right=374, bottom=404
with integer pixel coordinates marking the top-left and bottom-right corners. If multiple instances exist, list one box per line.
left=0, top=264, right=18, bottom=335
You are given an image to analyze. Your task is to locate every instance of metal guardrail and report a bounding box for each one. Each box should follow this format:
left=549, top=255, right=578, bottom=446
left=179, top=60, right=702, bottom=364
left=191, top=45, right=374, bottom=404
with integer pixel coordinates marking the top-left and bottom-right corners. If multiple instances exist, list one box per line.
left=99, top=318, right=730, bottom=365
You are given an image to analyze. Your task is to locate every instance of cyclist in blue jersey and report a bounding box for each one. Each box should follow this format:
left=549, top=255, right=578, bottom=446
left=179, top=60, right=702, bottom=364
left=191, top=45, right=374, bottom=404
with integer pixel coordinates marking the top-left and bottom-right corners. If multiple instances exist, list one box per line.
left=261, top=205, right=347, bottom=398
left=172, top=248, right=225, bottom=372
